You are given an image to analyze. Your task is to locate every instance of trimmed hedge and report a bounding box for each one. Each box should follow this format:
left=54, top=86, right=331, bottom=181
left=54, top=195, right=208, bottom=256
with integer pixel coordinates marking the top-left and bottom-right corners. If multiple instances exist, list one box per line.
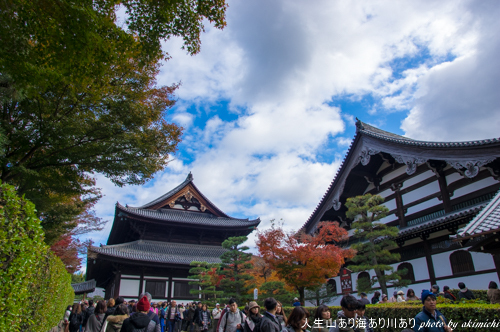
left=0, top=182, right=74, bottom=332
left=282, top=301, right=500, bottom=332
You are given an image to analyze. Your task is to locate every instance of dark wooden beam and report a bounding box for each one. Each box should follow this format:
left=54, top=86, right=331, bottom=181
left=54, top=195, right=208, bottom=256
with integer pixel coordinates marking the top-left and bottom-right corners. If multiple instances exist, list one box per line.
left=391, top=183, right=406, bottom=228
left=493, top=254, right=500, bottom=283
left=422, top=236, right=437, bottom=287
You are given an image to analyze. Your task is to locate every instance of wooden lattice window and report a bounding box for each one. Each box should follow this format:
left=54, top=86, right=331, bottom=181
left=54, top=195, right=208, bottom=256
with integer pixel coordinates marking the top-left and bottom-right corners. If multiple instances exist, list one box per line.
left=173, top=281, right=198, bottom=298
left=450, top=250, right=475, bottom=275
left=397, top=262, right=415, bottom=283
left=145, top=280, right=166, bottom=298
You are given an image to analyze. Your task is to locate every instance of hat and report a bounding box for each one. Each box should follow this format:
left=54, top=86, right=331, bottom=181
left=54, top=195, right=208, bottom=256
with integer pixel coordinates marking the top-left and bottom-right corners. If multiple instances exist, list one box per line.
left=293, top=298, right=299, bottom=301
left=137, top=296, right=151, bottom=312
left=421, top=290, right=436, bottom=304
left=397, top=290, right=404, bottom=295
left=216, top=303, right=220, bottom=306
left=381, top=294, right=388, bottom=299
left=248, top=301, right=260, bottom=311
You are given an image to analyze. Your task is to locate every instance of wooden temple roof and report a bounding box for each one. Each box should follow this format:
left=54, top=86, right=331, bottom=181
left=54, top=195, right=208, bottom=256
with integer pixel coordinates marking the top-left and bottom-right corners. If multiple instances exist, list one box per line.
left=71, top=279, right=96, bottom=295
left=302, top=119, right=500, bottom=234
left=116, top=203, right=260, bottom=228
left=89, top=240, right=226, bottom=265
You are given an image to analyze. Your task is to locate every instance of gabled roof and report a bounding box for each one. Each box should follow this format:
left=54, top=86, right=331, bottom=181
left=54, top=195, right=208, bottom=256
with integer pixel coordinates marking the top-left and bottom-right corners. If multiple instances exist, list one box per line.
left=71, top=279, right=96, bottom=295
left=128, top=172, right=230, bottom=218
left=90, top=240, right=226, bottom=265
left=116, top=203, right=260, bottom=228
left=457, top=190, right=500, bottom=237
left=302, top=119, right=500, bottom=234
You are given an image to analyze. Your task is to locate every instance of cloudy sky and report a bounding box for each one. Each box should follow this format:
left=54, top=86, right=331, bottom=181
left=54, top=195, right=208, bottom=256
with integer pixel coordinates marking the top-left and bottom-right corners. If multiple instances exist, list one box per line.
left=83, top=0, right=500, bottom=255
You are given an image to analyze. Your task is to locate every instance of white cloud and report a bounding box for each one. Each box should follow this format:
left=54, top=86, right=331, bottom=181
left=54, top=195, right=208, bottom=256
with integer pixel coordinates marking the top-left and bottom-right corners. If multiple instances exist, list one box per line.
left=82, top=0, right=500, bottom=257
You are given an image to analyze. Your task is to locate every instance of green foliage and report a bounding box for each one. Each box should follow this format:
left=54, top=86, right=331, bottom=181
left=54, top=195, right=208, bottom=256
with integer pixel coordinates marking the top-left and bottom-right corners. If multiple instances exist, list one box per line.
left=0, top=182, right=73, bottom=332
left=188, top=261, right=224, bottom=305
left=283, top=302, right=500, bottom=332
left=0, top=0, right=227, bottom=243
left=220, top=236, right=255, bottom=303
left=345, top=194, right=409, bottom=295
left=260, top=281, right=299, bottom=305
left=71, top=271, right=86, bottom=284
left=305, top=283, right=338, bottom=307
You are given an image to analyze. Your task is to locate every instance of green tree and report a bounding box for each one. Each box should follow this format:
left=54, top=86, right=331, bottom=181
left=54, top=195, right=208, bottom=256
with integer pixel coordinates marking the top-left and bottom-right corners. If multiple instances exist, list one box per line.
left=0, top=0, right=227, bottom=244
left=345, top=194, right=410, bottom=296
left=259, top=281, right=298, bottom=305
left=219, top=236, right=254, bottom=303
left=188, top=261, right=224, bottom=305
left=304, top=283, right=338, bottom=306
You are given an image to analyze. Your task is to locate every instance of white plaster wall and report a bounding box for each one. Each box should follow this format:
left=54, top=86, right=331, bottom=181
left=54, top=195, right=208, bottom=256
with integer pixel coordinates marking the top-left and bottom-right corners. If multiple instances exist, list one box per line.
left=377, top=214, right=396, bottom=224
left=471, top=251, right=496, bottom=271
left=378, top=188, right=392, bottom=199
left=453, top=177, right=498, bottom=199
left=405, top=257, right=429, bottom=281
left=382, top=198, right=397, bottom=212
left=445, top=172, right=462, bottom=186
left=119, top=279, right=140, bottom=297
left=401, top=171, right=435, bottom=191
left=406, top=197, right=441, bottom=216
left=402, top=181, right=440, bottom=205
left=364, top=183, right=375, bottom=194
left=381, top=167, right=407, bottom=185
left=432, top=252, right=453, bottom=278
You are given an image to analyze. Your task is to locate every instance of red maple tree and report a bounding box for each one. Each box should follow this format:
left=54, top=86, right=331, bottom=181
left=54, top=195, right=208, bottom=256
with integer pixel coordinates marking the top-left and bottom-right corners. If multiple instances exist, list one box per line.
left=256, top=221, right=355, bottom=304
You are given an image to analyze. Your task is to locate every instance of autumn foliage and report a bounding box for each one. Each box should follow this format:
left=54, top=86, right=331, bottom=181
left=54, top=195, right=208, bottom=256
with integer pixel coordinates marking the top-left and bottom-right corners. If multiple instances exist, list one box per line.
left=256, top=221, right=355, bottom=303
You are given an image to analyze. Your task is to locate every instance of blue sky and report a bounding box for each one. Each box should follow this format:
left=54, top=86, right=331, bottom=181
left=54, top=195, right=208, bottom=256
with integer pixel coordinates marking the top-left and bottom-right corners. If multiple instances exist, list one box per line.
left=82, top=0, right=500, bottom=260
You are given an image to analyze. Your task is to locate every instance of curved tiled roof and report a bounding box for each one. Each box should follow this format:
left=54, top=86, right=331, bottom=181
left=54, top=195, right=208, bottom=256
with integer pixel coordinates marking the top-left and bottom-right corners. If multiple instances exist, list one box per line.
left=71, top=279, right=96, bottom=294
left=117, top=203, right=260, bottom=228
left=357, top=120, right=500, bottom=147
left=301, top=119, right=500, bottom=233
left=457, top=190, right=500, bottom=237
left=90, top=240, right=226, bottom=265
left=397, top=203, right=486, bottom=238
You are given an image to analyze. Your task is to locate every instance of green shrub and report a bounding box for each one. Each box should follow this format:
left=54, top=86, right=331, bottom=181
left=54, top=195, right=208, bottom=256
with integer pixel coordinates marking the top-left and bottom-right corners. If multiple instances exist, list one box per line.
left=282, top=302, right=500, bottom=332
left=0, top=182, right=74, bottom=332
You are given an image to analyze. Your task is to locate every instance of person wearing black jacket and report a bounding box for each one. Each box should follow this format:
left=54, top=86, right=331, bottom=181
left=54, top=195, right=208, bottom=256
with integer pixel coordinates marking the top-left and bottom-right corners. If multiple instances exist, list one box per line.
left=194, top=302, right=203, bottom=332
left=260, top=298, right=281, bottom=332
left=122, top=296, right=161, bottom=332
left=68, top=303, right=84, bottom=332
left=82, top=299, right=95, bottom=330
left=243, top=302, right=262, bottom=332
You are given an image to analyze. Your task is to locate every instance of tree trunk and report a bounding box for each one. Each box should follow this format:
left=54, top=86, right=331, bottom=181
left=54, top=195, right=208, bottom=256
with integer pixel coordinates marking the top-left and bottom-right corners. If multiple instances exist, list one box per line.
left=375, top=268, right=387, bottom=296
left=298, top=286, right=305, bottom=305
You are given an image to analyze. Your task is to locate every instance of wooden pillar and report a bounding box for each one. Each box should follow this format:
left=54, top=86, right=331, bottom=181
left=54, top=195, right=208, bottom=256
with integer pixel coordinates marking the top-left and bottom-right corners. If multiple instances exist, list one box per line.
left=113, top=272, right=121, bottom=299
left=429, top=161, right=452, bottom=213
left=138, top=270, right=144, bottom=298
left=422, top=237, right=437, bottom=287
left=167, top=275, right=173, bottom=302
left=391, top=183, right=406, bottom=228
left=493, top=254, right=500, bottom=283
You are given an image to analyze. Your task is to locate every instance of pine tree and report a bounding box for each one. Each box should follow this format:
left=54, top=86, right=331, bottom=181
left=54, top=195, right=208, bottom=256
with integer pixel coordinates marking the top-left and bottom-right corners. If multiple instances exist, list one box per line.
left=219, top=236, right=254, bottom=303
left=346, top=193, right=410, bottom=296
left=188, top=261, right=224, bottom=305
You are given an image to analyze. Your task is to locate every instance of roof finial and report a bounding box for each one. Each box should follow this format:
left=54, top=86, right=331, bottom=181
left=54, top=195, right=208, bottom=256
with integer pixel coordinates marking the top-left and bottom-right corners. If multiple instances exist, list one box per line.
left=355, top=118, right=364, bottom=132
left=187, top=172, right=193, bottom=181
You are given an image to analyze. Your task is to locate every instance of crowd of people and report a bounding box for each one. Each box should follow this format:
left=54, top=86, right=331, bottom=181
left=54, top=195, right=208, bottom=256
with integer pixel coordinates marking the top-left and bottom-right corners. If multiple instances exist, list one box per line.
left=54, top=279, right=500, bottom=332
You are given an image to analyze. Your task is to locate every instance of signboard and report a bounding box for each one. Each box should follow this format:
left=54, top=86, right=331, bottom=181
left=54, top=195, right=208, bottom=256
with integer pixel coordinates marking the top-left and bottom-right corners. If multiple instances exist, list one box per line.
left=340, top=268, right=352, bottom=295
left=254, top=288, right=258, bottom=300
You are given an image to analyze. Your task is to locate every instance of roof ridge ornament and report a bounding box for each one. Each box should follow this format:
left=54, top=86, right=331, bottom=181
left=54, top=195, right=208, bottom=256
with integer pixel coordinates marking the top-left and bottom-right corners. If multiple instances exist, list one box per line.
left=187, top=172, right=193, bottom=181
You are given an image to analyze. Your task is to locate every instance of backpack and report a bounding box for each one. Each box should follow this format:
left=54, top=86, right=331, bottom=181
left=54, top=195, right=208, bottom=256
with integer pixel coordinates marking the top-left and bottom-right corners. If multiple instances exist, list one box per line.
left=131, top=320, right=156, bottom=332
left=69, top=313, right=80, bottom=330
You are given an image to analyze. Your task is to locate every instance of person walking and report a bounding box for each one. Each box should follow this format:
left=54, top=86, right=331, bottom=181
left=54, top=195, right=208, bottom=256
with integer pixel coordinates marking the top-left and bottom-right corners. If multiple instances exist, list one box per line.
left=310, top=305, right=331, bottom=332
left=68, top=304, right=84, bottom=332
left=370, top=291, right=380, bottom=304
left=244, top=301, right=262, bottom=332
left=284, top=307, right=310, bottom=332
left=85, top=300, right=107, bottom=332
left=105, top=303, right=130, bottom=332
left=218, top=298, right=245, bottom=332
left=199, top=304, right=212, bottom=332
left=413, top=290, right=452, bottom=332
left=122, top=296, right=160, bottom=332
left=213, top=303, right=222, bottom=331
left=259, top=298, right=280, bottom=332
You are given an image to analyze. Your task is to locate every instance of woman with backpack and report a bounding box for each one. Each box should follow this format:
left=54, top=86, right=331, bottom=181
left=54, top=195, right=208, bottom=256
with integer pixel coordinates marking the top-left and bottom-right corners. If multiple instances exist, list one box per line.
left=68, top=304, right=84, bottom=332
left=85, top=300, right=108, bottom=332
left=243, top=302, right=262, bottom=332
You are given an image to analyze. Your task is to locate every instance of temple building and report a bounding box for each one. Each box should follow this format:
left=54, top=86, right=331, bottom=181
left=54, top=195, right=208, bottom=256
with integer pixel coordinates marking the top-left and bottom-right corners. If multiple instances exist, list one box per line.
left=303, top=120, right=500, bottom=303
left=86, top=173, right=260, bottom=301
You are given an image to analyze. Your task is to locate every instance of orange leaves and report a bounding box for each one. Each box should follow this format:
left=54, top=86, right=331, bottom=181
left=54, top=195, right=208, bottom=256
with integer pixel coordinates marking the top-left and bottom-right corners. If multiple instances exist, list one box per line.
left=256, top=221, right=355, bottom=290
